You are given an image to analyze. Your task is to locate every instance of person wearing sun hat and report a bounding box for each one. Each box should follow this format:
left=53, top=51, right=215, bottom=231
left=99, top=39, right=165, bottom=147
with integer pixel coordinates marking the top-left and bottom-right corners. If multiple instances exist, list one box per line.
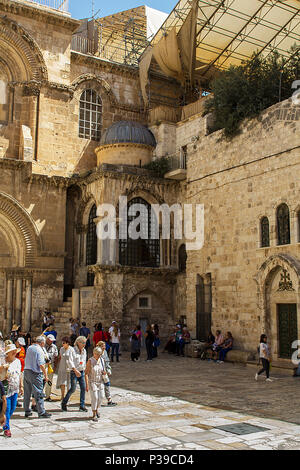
left=44, top=334, right=58, bottom=401
left=0, top=344, right=23, bottom=437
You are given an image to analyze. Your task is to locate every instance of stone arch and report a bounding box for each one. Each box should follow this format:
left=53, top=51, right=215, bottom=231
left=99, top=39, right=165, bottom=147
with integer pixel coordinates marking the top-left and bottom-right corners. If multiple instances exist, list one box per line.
left=71, top=74, right=117, bottom=106
left=0, top=192, right=41, bottom=267
left=0, top=15, right=47, bottom=82
left=78, top=194, right=98, bottom=228
left=254, top=254, right=300, bottom=358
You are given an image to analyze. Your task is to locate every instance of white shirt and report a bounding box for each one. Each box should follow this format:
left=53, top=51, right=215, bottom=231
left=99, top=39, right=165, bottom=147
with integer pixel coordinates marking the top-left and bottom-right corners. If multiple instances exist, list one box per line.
left=260, top=342, right=270, bottom=359
left=6, top=358, right=21, bottom=398
left=109, top=327, right=120, bottom=344
left=68, top=345, right=87, bottom=372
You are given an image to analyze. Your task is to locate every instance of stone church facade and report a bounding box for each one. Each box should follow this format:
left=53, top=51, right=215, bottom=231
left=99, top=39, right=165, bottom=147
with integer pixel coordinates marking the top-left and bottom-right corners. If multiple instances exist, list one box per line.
left=0, top=0, right=299, bottom=360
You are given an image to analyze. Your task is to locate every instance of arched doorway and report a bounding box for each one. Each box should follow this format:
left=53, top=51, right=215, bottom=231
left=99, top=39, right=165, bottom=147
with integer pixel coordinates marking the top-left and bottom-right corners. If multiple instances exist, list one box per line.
left=255, top=254, right=300, bottom=360
left=196, top=273, right=212, bottom=341
left=0, top=192, right=40, bottom=333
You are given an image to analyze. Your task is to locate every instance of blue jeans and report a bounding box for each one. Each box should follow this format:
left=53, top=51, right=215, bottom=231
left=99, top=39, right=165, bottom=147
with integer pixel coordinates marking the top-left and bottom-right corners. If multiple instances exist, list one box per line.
left=62, top=371, right=86, bottom=408
left=3, top=393, right=18, bottom=430
left=24, top=369, right=46, bottom=416
left=111, top=343, right=119, bottom=361
left=219, top=348, right=232, bottom=361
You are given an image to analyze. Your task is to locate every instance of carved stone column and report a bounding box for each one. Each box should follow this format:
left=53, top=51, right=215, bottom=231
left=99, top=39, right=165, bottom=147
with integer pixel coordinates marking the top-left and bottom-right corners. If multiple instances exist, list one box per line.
left=15, top=278, right=23, bottom=327
left=24, top=279, right=32, bottom=332
left=6, top=279, right=13, bottom=333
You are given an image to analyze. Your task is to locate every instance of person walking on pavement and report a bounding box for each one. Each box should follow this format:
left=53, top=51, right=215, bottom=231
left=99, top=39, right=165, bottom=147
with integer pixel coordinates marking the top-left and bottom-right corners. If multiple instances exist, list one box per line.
left=0, top=344, right=23, bottom=437
left=61, top=336, right=88, bottom=412
left=23, top=336, right=51, bottom=419
left=44, top=335, right=58, bottom=401
left=96, top=341, right=117, bottom=407
left=109, top=321, right=121, bottom=362
left=56, top=336, right=73, bottom=402
left=255, top=334, right=273, bottom=382
left=85, top=346, right=106, bottom=422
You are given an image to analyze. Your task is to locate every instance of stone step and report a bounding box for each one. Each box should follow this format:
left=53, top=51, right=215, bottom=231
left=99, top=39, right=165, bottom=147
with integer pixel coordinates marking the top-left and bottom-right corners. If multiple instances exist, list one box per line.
left=57, top=306, right=72, bottom=313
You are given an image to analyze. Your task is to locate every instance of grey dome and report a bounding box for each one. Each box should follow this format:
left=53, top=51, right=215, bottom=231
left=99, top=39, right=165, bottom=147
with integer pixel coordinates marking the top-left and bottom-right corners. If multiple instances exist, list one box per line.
left=100, top=121, right=156, bottom=148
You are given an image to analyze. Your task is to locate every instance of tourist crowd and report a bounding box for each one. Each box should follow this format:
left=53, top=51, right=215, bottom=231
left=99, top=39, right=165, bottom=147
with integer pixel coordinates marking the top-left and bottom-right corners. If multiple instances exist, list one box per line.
left=0, top=312, right=276, bottom=439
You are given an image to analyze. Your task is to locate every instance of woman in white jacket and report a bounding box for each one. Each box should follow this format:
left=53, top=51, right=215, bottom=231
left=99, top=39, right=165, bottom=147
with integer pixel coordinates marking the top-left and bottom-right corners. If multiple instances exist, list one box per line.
left=85, top=346, right=106, bottom=422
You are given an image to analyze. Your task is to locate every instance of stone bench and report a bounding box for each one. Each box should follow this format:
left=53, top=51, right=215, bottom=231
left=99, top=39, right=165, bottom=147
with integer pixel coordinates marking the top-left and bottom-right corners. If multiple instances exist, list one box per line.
left=225, top=349, right=255, bottom=363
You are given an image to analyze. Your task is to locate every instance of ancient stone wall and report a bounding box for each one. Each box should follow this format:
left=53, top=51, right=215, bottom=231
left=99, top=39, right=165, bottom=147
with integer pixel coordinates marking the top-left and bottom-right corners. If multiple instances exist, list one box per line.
left=180, top=98, right=300, bottom=354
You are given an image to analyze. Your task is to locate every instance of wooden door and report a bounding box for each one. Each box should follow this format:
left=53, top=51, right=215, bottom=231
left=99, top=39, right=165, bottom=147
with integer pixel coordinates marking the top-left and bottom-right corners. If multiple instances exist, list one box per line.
left=277, top=304, right=297, bottom=359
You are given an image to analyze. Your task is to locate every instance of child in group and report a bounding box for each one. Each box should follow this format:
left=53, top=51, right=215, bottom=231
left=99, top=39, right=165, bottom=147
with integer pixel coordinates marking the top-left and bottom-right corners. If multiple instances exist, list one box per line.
left=85, top=346, right=106, bottom=422
left=96, top=341, right=117, bottom=407
left=131, top=334, right=140, bottom=362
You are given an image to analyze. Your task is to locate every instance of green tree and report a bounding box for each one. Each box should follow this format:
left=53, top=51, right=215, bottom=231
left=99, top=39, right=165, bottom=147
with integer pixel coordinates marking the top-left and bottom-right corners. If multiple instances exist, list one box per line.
left=204, top=46, right=300, bottom=137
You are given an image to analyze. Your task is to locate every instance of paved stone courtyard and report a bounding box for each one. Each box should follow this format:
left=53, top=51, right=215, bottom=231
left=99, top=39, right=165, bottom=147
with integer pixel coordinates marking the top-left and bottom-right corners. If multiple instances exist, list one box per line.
left=1, top=352, right=300, bottom=450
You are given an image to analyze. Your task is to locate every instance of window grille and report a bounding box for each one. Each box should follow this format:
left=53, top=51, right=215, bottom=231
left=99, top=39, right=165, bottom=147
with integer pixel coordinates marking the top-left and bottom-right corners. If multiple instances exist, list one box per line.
left=79, top=89, right=102, bottom=141
left=260, top=217, right=270, bottom=247
left=277, top=204, right=290, bottom=245
left=119, top=198, right=160, bottom=267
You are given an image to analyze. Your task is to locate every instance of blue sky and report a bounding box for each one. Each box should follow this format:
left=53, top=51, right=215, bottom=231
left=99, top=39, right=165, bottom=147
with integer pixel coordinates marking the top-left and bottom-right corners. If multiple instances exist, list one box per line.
left=69, top=0, right=175, bottom=20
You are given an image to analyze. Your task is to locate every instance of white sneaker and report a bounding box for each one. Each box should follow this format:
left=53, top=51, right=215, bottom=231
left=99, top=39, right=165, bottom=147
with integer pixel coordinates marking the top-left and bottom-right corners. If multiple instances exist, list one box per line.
left=255, top=373, right=258, bottom=381
left=266, top=378, right=273, bottom=382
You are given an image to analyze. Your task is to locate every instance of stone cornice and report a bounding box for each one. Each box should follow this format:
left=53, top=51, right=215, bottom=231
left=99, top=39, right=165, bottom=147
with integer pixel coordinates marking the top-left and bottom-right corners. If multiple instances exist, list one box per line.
left=89, top=263, right=178, bottom=279
left=95, top=142, right=154, bottom=153
left=71, top=51, right=139, bottom=79
left=0, top=0, right=80, bottom=32
left=28, top=173, right=69, bottom=189
left=69, top=165, right=179, bottom=189
left=40, top=251, right=67, bottom=258
left=6, top=267, right=64, bottom=279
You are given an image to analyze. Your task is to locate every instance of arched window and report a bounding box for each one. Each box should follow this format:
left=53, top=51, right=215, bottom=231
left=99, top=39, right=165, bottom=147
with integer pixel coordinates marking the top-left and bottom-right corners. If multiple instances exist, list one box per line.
left=86, top=204, right=97, bottom=286
left=277, top=203, right=290, bottom=245
left=119, top=197, right=160, bottom=267
left=260, top=217, right=270, bottom=247
left=79, top=89, right=102, bottom=141
left=178, top=244, right=187, bottom=272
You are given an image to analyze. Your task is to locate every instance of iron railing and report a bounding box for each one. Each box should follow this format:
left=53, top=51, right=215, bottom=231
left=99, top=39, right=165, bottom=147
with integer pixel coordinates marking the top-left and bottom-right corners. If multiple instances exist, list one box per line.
left=71, top=36, right=96, bottom=55
left=21, top=0, right=69, bottom=13
left=166, top=150, right=187, bottom=172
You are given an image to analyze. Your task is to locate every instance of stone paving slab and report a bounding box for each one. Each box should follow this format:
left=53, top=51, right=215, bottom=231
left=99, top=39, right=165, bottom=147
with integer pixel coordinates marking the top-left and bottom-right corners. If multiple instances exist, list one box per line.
left=0, top=352, right=300, bottom=450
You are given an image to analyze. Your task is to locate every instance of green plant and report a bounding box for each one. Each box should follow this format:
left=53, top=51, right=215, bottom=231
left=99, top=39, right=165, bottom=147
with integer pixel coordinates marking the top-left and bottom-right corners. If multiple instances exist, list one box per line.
left=204, top=46, right=300, bottom=137
left=143, top=157, right=171, bottom=178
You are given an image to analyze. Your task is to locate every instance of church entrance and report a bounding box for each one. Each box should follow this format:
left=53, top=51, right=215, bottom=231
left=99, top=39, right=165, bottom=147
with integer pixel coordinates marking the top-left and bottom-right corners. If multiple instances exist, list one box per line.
left=277, top=304, right=297, bottom=359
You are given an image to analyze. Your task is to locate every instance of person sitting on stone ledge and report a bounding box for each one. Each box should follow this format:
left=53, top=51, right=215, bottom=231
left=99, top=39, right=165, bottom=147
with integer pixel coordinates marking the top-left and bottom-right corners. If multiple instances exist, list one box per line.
left=199, top=331, right=215, bottom=360
left=211, top=330, right=224, bottom=361
left=217, top=332, right=234, bottom=363
left=163, top=326, right=177, bottom=354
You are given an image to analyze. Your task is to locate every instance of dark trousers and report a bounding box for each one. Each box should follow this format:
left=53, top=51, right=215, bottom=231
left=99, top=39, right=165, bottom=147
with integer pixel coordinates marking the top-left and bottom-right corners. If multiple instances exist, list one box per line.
left=131, top=352, right=140, bottom=361
left=176, top=341, right=185, bottom=356
left=62, top=371, right=86, bottom=408
left=146, top=341, right=153, bottom=360
left=111, top=343, right=120, bottom=361
left=219, top=347, right=232, bottom=361
left=258, top=358, right=270, bottom=378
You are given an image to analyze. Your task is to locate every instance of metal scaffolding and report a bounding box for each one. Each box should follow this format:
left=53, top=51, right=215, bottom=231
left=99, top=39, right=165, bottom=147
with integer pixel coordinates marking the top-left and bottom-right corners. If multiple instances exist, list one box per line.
left=148, top=0, right=300, bottom=82
left=95, top=7, right=150, bottom=66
